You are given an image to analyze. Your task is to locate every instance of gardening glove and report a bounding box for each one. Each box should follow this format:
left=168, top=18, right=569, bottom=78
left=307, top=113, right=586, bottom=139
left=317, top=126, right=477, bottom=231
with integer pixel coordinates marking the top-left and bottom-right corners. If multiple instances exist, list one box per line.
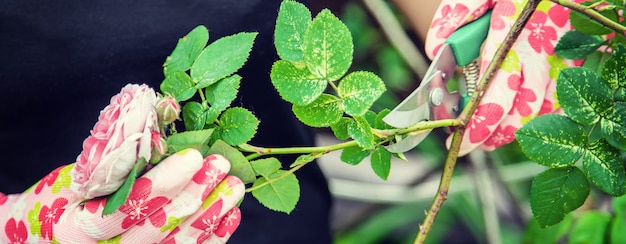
left=0, top=150, right=244, bottom=243
left=425, top=0, right=583, bottom=155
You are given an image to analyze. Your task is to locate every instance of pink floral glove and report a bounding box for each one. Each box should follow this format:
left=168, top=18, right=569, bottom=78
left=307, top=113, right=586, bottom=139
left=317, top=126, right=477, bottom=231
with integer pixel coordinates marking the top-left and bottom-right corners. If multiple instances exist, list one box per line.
left=425, top=0, right=584, bottom=155
left=0, top=150, right=244, bottom=243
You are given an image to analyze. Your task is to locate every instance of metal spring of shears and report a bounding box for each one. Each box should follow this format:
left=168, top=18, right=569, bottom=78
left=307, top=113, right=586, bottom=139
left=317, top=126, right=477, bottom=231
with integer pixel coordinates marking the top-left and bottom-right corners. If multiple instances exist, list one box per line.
left=463, top=60, right=479, bottom=97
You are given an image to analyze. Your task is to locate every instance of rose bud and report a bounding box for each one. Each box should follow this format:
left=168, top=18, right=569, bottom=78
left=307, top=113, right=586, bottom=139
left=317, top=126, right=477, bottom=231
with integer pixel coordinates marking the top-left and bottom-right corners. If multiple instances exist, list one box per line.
left=150, top=131, right=168, bottom=164
left=156, top=95, right=180, bottom=125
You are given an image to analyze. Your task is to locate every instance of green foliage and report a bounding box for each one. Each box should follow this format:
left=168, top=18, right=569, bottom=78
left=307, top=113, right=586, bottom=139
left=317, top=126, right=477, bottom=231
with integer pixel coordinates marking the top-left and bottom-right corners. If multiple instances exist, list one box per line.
left=213, top=107, right=259, bottom=146
left=207, top=140, right=255, bottom=184
left=245, top=157, right=302, bottom=214
left=338, top=71, right=386, bottom=116
left=602, top=44, right=626, bottom=89
left=166, top=129, right=214, bottom=156
left=521, top=10, right=626, bottom=229
left=554, top=30, right=604, bottom=59
left=303, top=9, right=353, bottom=81
left=270, top=60, right=327, bottom=105
left=163, top=25, right=209, bottom=76
left=292, top=94, right=342, bottom=127
left=204, top=75, right=241, bottom=122
left=530, top=167, right=589, bottom=227
left=515, top=114, right=587, bottom=167
left=275, top=0, right=311, bottom=62
left=348, top=116, right=376, bottom=150
left=569, top=211, right=611, bottom=244
left=370, top=147, right=391, bottom=180
left=340, top=146, right=370, bottom=165
left=182, top=101, right=209, bottom=130
left=570, top=2, right=618, bottom=35
left=191, top=32, right=257, bottom=88
left=556, top=67, right=612, bottom=125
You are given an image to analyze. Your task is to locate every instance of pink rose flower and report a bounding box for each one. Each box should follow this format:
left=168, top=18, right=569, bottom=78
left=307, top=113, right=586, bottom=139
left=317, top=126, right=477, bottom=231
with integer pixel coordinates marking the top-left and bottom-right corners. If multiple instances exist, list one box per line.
left=70, top=84, right=159, bottom=199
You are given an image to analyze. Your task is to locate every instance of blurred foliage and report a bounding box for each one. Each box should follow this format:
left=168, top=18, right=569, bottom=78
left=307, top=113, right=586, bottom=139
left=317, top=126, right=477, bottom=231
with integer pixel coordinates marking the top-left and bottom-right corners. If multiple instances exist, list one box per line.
left=341, top=1, right=413, bottom=112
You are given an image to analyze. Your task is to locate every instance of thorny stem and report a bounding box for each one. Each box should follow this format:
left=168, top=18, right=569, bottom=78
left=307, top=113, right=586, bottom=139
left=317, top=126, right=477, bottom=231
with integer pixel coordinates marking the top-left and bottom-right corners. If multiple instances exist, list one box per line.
left=241, top=140, right=357, bottom=161
left=551, top=0, right=626, bottom=37
left=241, top=118, right=459, bottom=161
left=413, top=0, right=541, bottom=243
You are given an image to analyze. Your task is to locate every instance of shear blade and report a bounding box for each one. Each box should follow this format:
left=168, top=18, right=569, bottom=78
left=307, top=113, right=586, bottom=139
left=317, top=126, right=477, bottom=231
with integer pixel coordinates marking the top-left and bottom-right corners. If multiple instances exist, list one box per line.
left=385, top=130, right=431, bottom=153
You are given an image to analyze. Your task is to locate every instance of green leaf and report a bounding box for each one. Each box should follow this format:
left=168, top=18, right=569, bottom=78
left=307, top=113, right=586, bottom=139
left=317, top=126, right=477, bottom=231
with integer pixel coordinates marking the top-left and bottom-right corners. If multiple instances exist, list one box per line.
left=556, top=67, right=613, bottom=125
left=207, top=140, right=255, bottom=184
left=338, top=71, right=386, bottom=116
left=161, top=71, right=196, bottom=101
left=374, top=109, right=393, bottom=130
left=251, top=170, right=300, bottom=214
left=583, top=51, right=610, bottom=73
left=250, top=158, right=281, bottom=177
left=275, top=0, right=311, bottom=62
left=522, top=216, right=573, bottom=244
left=182, top=102, right=208, bottom=131
left=582, top=139, right=626, bottom=196
left=348, top=116, right=376, bottom=150
left=370, top=147, right=391, bottom=180
left=601, top=103, right=626, bottom=150
left=602, top=44, right=626, bottom=89
left=569, top=211, right=610, bottom=244
left=515, top=114, right=587, bottom=167
left=270, top=60, right=327, bottom=105
left=289, top=153, right=322, bottom=168
left=340, top=146, right=370, bottom=165
left=166, top=129, right=214, bottom=156
left=292, top=94, right=342, bottom=127
left=303, top=9, right=353, bottom=81
left=163, top=25, right=209, bottom=76
left=191, top=32, right=257, bottom=88
left=612, top=195, right=626, bottom=243
left=205, top=75, right=241, bottom=122
left=554, top=30, right=604, bottom=59
left=611, top=212, right=626, bottom=244
left=571, top=5, right=618, bottom=35
left=103, top=158, right=146, bottom=216
left=530, top=167, right=589, bottom=228
left=215, top=107, right=259, bottom=146
left=330, top=117, right=352, bottom=140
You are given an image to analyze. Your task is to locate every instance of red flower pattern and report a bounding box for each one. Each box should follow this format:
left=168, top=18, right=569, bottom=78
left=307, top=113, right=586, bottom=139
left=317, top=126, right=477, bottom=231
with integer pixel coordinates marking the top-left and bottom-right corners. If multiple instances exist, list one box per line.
left=4, top=218, right=28, bottom=243
left=84, top=198, right=106, bottom=214
left=0, top=193, right=7, bottom=206
left=192, top=155, right=227, bottom=199
left=35, top=166, right=62, bottom=194
left=191, top=199, right=223, bottom=244
left=214, top=208, right=240, bottom=238
left=118, top=178, right=169, bottom=229
left=39, top=198, right=68, bottom=240
left=538, top=99, right=555, bottom=115
left=508, top=74, right=536, bottom=116
left=432, top=4, right=470, bottom=38
left=484, top=125, right=517, bottom=147
left=468, top=103, right=504, bottom=143
left=491, top=1, right=515, bottom=30
left=526, top=11, right=557, bottom=54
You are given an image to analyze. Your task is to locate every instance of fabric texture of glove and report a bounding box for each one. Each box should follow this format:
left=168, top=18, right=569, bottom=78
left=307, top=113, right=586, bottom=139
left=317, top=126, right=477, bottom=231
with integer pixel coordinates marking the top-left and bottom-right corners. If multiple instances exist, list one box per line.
left=0, top=150, right=244, bottom=243
left=425, top=0, right=584, bottom=155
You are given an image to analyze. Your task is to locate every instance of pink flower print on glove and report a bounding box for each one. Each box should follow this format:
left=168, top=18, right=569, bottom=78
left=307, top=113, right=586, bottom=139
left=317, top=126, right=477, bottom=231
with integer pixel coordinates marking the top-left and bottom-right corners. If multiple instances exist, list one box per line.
left=425, top=0, right=584, bottom=155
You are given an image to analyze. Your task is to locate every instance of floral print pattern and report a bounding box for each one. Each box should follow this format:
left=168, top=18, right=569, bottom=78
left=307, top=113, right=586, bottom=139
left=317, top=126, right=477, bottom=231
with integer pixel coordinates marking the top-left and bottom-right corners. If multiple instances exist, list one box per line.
left=4, top=218, right=28, bottom=243
left=426, top=0, right=581, bottom=153
left=118, top=178, right=168, bottom=229
left=431, top=4, right=470, bottom=38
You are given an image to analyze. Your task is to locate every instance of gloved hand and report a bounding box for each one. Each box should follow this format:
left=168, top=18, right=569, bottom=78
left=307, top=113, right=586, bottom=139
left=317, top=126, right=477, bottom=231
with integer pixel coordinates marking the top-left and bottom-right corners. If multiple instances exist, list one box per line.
left=0, top=150, right=244, bottom=243
left=425, top=0, right=582, bottom=155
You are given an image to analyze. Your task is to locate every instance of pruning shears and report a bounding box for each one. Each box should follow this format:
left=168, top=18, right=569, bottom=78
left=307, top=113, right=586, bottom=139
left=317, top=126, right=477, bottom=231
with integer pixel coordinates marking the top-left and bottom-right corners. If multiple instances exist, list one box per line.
left=382, top=11, right=492, bottom=153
